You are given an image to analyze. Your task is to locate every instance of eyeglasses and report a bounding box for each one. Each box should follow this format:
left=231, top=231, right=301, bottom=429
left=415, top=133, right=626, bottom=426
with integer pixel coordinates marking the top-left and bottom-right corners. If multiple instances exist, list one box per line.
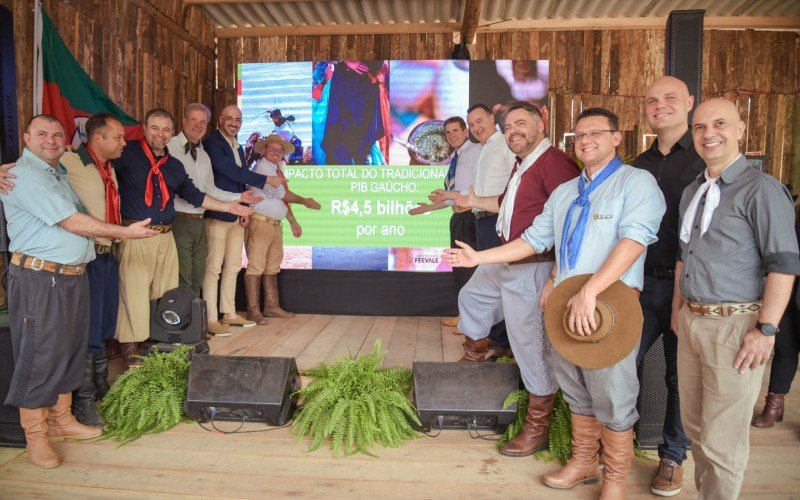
left=266, top=147, right=285, bottom=153
left=573, top=130, right=617, bottom=141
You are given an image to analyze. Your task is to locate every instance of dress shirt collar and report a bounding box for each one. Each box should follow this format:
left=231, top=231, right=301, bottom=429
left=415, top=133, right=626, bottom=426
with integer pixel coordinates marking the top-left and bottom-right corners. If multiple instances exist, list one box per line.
left=651, top=129, right=693, bottom=156
left=22, top=147, right=66, bottom=176
left=177, top=131, right=204, bottom=152
left=581, top=156, right=617, bottom=182
left=485, top=130, right=503, bottom=146
left=694, top=154, right=746, bottom=186
left=456, top=139, right=474, bottom=156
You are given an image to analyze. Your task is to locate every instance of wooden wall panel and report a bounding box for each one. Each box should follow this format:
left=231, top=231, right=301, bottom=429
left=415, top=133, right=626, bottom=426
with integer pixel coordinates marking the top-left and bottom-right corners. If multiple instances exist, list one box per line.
left=11, top=0, right=215, bottom=143
left=215, top=28, right=797, bottom=186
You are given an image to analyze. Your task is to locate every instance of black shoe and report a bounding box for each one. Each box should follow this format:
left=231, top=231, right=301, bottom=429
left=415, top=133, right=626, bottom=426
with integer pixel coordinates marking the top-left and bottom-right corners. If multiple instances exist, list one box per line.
left=94, top=349, right=110, bottom=400
left=72, top=353, right=106, bottom=427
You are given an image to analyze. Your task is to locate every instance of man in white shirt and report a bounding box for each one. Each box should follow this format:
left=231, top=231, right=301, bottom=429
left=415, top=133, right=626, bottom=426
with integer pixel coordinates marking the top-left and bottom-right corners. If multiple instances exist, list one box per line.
left=168, top=103, right=261, bottom=305
left=410, top=116, right=480, bottom=310
left=244, top=135, right=320, bottom=324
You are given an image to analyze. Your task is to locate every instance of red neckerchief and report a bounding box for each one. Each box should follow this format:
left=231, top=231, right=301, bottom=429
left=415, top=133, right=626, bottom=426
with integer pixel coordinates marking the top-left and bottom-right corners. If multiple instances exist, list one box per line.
left=85, top=145, right=121, bottom=225
left=140, top=138, right=170, bottom=210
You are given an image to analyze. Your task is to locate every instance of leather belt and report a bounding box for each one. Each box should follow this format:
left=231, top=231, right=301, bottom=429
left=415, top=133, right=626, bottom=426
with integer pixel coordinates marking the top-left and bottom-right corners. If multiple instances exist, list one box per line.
left=646, top=267, right=675, bottom=280
left=452, top=205, right=471, bottom=214
left=474, top=211, right=498, bottom=220
left=11, top=252, right=87, bottom=276
left=252, top=213, right=281, bottom=226
left=686, top=300, right=762, bottom=317
left=94, top=244, right=113, bottom=255
left=121, top=219, right=173, bottom=233
left=510, top=249, right=555, bottom=265
left=176, top=212, right=204, bottom=220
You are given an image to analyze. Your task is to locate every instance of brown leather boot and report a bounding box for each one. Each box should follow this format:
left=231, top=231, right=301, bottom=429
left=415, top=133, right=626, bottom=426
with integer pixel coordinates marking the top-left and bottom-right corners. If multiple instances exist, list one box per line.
left=244, top=274, right=268, bottom=325
left=119, top=342, right=141, bottom=369
left=599, top=426, right=634, bottom=500
left=459, top=337, right=490, bottom=362
left=47, top=393, right=103, bottom=440
left=752, top=393, right=785, bottom=428
left=19, top=407, right=60, bottom=468
left=262, top=274, right=295, bottom=319
left=543, top=413, right=602, bottom=489
left=500, top=393, right=555, bottom=456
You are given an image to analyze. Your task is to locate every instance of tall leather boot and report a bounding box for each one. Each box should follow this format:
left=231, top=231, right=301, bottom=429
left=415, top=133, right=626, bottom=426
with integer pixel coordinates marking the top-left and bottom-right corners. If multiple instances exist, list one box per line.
left=599, top=426, right=634, bottom=500
left=543, top=413, right=602, bottom=489
left=47, top=393, right=103, bottom=440
left=119, top=341, right=141, bottom=369
left=72, top=353, right=105, bottom=427
left=244, top=274, right=268, bottom=325
left=19, top=407, right=60, bottom=468
left=459, top=337, right=490, bottom=362
left=499, top=393, right=555, bottom=456
left=94, top=349, right=110, bottom=400
left=752, top=393, right=785, bottom=428
left=262, top=274, right=294, bottom=319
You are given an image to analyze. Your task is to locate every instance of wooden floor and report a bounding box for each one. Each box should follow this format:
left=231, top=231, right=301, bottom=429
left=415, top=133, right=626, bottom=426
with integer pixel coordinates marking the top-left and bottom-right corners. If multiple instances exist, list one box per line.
left=1, top=314, right=799, bottom=498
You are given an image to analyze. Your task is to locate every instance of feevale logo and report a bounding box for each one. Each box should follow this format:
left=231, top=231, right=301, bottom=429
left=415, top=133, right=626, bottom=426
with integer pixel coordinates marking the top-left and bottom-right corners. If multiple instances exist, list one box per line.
left=593, top=213, right=613, bottom=220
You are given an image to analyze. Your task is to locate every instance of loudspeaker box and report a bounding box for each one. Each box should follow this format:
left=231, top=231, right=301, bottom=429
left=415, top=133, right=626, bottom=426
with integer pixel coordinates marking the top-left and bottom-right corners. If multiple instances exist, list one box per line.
left=184, top=355, right=300, bottom=426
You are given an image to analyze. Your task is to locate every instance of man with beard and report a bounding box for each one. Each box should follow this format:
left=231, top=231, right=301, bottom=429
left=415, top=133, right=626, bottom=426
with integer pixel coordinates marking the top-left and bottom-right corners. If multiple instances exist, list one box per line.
left=203, top=105, right=281, bottom=336
left=114, top=108, right=253, bottom=366
left=1, top=114, right=157, bottom=468
left=446, top=108, right=665, bottom=498
left=448, top=101, right=579, bottom=457
left=168, top=103, right=261, bottom=299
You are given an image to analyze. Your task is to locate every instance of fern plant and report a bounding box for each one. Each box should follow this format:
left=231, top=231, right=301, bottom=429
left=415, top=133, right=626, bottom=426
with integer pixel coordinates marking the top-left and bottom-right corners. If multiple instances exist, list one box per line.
left=99, top=346, right=192, bottom=445
left=292, top=340, right=420, bottom=456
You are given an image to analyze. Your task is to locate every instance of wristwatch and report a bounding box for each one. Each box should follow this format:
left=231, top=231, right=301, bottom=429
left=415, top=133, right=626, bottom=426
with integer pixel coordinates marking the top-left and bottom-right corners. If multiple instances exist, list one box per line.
left=755, top=321, right=779, bottom=336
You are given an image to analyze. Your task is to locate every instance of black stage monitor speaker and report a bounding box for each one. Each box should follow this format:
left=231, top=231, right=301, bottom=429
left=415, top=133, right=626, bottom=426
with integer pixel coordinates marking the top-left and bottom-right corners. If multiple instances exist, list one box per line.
left=635, top=336, right=668, bottom=449
left=150, top=286, right=207, bottom=344
left=184, top=355, right=300, bottom=426
left=0, top=322, right=25, bottom=447
left=413, top=362, right=520, bottom=432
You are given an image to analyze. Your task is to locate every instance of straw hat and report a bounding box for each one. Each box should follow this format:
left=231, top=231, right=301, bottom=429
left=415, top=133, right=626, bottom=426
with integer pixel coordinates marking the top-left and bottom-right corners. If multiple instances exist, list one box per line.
left=255, top=134, right=293, bottom=156
left=544, top=274, right=642, bottom=369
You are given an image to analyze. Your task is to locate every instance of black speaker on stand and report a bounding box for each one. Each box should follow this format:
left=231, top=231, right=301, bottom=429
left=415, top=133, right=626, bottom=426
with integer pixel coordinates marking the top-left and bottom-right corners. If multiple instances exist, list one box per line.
left=635, top=336, right=668, bottom=449
left=0, top=323, right=25, bottom=447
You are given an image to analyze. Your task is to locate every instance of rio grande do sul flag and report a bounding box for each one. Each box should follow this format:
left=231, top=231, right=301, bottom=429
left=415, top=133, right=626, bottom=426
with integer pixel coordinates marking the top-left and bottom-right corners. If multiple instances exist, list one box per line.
left=33, top=1, right=142, bottom=147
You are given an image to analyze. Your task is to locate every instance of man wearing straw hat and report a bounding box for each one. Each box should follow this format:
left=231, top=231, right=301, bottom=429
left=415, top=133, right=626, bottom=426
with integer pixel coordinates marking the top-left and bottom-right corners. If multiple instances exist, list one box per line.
left=445, top=107, right=665, bottom=499
left=243, top=134, right=320, bottom=324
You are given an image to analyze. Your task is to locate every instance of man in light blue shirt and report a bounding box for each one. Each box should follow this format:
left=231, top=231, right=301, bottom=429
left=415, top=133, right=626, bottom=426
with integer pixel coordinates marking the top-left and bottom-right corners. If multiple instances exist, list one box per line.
left=445, top=108, right=665, bottom=498
left=0, top=115, right=156, bottom=469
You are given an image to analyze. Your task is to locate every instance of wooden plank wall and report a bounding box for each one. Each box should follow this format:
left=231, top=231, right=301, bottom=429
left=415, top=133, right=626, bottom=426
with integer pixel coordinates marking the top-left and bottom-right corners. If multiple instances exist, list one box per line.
left=11, top=0, right=215, bottom=143
left=217, top=29, right=799, bottom=187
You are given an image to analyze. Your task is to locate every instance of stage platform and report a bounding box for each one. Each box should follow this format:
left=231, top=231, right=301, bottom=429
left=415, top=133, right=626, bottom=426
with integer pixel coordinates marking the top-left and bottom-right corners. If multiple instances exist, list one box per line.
left=1, top=314, right=799, bottom=498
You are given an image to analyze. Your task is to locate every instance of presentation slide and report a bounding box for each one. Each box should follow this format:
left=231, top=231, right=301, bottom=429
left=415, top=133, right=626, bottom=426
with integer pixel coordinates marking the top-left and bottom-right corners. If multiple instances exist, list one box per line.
left=237, top=60, right=549, bottom=272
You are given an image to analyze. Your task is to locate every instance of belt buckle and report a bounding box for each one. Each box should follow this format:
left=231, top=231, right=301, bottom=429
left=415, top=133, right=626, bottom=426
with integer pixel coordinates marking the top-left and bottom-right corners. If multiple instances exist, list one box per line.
left=30, top=257, right=45, bottom=271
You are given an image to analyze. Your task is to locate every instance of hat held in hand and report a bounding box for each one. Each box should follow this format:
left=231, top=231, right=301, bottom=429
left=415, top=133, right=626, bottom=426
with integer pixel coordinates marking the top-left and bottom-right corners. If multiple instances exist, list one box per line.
left=544, top=274, right=642, bottom=370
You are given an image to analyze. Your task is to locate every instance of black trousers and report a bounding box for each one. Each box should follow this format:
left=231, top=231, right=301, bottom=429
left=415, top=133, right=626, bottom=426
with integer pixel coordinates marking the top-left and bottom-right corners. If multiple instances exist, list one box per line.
left=768, top=302, right=800, bottom=394
left=473, top=214, right=509, bottom=349
left=449, top=211, right=476, bottom=292
left=5, top=264, right=89, bottom=408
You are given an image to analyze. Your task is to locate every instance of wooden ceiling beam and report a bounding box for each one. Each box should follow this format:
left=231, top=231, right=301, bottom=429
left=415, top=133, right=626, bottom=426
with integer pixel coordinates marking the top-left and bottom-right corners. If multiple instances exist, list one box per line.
left=215, top=21, right=462, bottom=37
left=186, top=0, right=337, bottom=4
left=474, top=15, right=800, bottom=31
left=460, top=0, right=483, bottom=44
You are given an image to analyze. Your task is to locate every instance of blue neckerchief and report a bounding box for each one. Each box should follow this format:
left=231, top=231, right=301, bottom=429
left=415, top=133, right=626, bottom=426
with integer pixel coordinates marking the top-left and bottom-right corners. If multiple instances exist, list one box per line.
left=559, top=157, right=623, bottom=270
left=444, top=152, right=458, bottom=190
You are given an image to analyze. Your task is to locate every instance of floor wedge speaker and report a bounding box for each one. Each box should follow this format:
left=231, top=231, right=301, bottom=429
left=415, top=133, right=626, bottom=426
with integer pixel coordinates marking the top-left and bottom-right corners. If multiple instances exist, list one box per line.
left=413, top=361, right=520, bottom=432
left=0, top=322, right=25, bottom=447
left=184, top=355, right=300, bottom=426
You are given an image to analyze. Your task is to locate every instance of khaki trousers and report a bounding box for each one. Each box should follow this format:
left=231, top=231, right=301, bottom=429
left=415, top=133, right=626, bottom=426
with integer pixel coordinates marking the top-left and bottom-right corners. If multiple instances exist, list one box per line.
left=244, top=218, right=284, bottom=276
left=676, top=303, right=763, bottom=500
left=115, top=232, right=179, bottom=343
left=202, top=218, right=244, bottom=321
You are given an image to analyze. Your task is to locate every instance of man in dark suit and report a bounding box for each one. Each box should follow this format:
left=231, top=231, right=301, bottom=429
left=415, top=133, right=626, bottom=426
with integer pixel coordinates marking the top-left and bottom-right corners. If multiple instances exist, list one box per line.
left=202, top=105, right=281, bottom=335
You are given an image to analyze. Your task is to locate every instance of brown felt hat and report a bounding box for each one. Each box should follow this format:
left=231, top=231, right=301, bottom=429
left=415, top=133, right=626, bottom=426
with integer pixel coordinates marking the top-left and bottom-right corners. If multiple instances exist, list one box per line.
left=255, top=134, right=293, bottom=156
left=544, top=274, right=642, bottom=370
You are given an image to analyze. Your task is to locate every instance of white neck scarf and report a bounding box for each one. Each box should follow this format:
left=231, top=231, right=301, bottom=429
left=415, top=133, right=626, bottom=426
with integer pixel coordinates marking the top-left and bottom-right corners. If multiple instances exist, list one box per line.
left=679, top=169, right=720, bottom=243
left=496, top=138, right=551, bottom=240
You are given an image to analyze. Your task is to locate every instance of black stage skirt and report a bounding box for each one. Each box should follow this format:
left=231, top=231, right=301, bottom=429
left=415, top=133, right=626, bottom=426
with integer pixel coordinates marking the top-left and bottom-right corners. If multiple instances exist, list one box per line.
left=4, top=264, right=89, bottom=408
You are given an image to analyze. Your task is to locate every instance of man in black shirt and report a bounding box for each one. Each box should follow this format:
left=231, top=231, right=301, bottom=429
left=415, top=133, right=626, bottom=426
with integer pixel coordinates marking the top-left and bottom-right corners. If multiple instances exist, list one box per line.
left=633, top=76, right=705, bottom=497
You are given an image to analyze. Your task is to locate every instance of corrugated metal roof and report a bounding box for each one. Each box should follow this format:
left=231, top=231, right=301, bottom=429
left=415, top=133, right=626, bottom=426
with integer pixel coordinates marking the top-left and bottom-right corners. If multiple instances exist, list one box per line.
left=189, top=0, right=800, bottom=33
